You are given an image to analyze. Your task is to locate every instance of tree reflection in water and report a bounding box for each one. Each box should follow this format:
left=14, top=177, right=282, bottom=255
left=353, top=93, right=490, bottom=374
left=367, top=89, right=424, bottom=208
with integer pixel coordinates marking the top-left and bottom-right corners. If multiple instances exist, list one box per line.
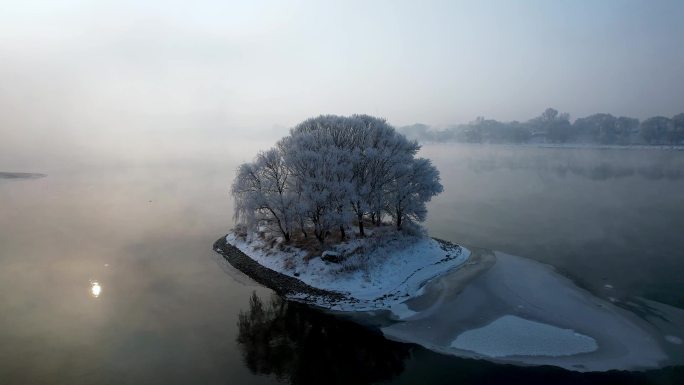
left=236, top=292, right=410, bottom=385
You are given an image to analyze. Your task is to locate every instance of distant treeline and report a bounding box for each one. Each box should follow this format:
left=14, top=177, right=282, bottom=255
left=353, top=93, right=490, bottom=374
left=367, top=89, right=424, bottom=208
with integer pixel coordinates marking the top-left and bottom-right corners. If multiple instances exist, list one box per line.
left=399, top=108, right=684, bottom=145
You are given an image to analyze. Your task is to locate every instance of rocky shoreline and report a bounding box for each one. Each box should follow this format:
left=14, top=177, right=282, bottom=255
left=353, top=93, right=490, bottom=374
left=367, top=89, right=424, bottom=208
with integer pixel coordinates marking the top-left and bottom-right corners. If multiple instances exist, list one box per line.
left=213, top=235, right=347, bottom=305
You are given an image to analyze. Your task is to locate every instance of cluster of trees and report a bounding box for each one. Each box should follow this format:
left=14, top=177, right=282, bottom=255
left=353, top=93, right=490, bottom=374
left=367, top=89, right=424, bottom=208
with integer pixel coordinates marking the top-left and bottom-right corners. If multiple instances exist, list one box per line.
left=232, top=115, right=443, bottom=243
left=400, top=108, right=684, bottom=145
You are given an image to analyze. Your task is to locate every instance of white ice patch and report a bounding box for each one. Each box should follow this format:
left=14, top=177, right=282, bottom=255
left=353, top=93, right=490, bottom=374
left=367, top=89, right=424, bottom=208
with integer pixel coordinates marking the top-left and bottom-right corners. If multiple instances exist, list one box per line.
left=665, top=335, right=683, bottom=345
left=450, top=315, right=598, bottom=357
left=389, top=302, right=418, bottom=320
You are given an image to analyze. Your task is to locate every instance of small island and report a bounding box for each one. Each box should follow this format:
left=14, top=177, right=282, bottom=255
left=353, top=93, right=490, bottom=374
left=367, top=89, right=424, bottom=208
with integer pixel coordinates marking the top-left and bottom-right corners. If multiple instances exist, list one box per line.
left=215, top=114, right=470, bottom=314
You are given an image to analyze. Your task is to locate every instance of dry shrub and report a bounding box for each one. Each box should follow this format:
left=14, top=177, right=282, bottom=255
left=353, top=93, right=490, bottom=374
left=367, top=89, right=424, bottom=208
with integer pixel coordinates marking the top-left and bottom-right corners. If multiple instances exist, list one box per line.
left=333, top=257, right=369, bottom=276
left=283, top=256, right=297, bottom=271
left=233, top=224, right=249, bottom=240
left=289, top=235, right=324, bottom=261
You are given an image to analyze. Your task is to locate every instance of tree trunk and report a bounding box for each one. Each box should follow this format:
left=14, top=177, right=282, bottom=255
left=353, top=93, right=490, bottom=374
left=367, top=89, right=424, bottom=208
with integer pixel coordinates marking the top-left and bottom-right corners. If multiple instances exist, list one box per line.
left=396, top=209, right=402, bottom=230
left=314, top=230, right=324, bottom=244
left=358, top=214, right=365, bottom=237
left=339, top=225, right=346, bottom=240
left=299, top=219, right=307, bottom=238
left=284, top=232, right=291, bottom=243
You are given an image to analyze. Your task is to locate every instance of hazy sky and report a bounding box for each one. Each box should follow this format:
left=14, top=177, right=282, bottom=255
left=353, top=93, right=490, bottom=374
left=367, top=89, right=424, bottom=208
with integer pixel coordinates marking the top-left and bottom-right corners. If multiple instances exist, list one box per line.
left=1, top=0, right=683, bottom=167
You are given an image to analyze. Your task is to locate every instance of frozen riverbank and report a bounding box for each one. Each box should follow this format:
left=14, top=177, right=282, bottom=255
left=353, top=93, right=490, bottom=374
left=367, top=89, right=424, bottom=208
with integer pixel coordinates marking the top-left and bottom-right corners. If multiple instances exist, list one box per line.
left=216, top=233, right=684, bottom=372
left=220, top=232, right=470, bottom=313
left=381, top=250, right=684, bottom=372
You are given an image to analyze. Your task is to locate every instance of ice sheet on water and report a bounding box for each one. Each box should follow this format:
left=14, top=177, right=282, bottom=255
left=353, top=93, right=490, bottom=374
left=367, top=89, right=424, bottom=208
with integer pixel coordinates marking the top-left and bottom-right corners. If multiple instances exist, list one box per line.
left=450, top=315, right=598, bottom=357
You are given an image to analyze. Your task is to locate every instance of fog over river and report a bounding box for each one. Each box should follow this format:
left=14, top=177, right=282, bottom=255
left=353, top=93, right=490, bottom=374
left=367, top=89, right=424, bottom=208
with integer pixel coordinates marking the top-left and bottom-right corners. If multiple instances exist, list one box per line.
left=1, top=143, right=683, bottom=384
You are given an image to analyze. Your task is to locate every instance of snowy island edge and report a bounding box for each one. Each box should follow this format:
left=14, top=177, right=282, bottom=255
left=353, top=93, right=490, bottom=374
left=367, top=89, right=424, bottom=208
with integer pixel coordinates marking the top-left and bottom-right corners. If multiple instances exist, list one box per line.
left=213, top=232, right=472, bottom=313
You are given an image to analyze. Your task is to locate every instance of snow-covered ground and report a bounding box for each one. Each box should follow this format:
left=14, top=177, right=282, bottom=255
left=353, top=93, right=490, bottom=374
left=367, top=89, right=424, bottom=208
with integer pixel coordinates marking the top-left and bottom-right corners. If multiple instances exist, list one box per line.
left=225, top=231, right=470, bottom=313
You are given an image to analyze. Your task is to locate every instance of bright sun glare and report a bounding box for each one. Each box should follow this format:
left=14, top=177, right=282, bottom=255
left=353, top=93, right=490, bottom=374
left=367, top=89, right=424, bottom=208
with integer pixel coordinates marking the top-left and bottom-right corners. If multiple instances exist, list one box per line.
left=90, top=281, right=102, bottom=298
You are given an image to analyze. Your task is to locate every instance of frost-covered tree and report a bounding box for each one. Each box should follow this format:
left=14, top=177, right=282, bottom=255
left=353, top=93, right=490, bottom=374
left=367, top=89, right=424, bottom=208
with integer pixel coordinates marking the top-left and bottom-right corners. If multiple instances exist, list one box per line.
left=384, top=158, right=443, bottom=230
left=232, top=148, right=295, bottom=242
left=669, top=113, right=684, bottom=144
left=231, top=114, right=443, bottom=243
left=278, top=129, right=352, bottom=242
left=349, top=115, right=420, bottom=236
left=640, top=116, right=672, bottom=144
left=529, top=108, right=573, bottom=143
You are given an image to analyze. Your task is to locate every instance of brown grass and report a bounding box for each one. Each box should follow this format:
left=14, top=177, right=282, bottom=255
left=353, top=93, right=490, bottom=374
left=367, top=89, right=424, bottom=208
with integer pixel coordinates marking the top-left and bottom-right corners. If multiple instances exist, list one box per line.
left=243, top=221, right=397, bottom=262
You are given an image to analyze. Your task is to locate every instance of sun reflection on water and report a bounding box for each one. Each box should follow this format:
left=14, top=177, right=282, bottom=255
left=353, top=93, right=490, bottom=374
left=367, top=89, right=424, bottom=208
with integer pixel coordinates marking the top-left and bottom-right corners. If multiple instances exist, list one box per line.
left=90, top=280, right=102, bottom=298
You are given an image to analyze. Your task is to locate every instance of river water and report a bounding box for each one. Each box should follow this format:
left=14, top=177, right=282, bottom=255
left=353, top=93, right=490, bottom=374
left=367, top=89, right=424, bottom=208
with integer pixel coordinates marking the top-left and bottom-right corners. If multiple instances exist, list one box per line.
left=1, top=144, right=683, bottom=384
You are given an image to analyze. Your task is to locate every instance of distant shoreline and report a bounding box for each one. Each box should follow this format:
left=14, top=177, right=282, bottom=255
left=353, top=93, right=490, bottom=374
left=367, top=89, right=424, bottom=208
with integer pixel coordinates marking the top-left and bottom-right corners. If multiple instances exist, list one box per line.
left=0, top=172, right=46, bottom=179
left=418, top=142, right=684, bottom=151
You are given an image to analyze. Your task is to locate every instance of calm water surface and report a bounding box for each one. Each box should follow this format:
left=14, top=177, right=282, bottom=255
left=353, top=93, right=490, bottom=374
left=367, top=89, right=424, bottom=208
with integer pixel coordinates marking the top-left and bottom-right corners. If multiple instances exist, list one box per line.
left=1, top=144, right=683, bottom=384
